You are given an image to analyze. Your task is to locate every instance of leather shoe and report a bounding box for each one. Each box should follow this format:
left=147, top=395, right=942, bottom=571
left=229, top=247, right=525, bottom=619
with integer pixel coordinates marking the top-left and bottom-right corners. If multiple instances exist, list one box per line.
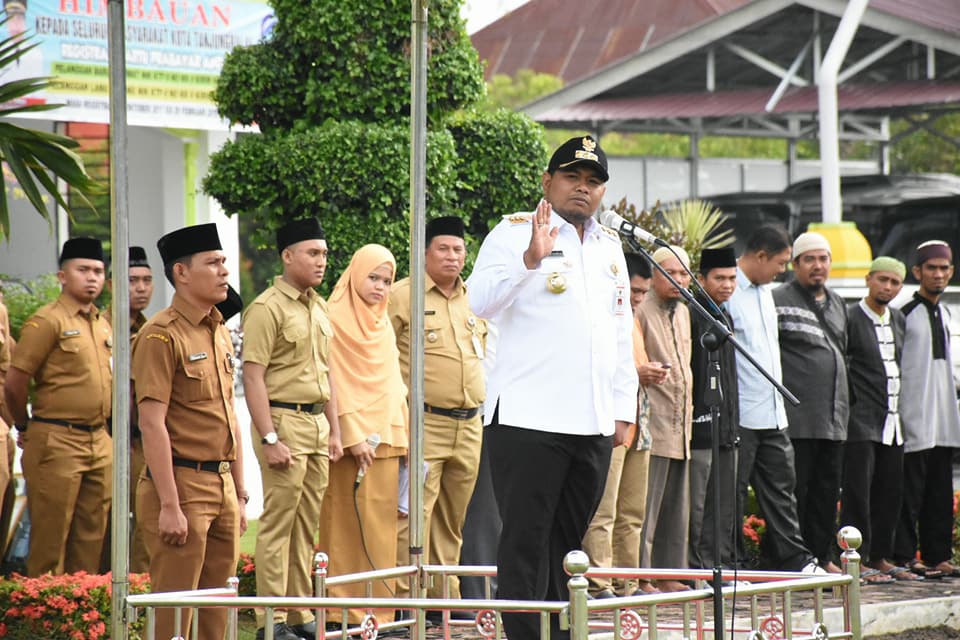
left=256, top=623, right=305, bottom=640
left=290, top=620, right=317, bottom=640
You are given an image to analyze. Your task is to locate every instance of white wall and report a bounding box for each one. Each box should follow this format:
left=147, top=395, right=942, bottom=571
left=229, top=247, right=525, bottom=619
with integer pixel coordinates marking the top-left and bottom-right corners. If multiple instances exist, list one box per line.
left=0, top=121, right=238, bottom=317
left=0, top=118, right=61, bottom=281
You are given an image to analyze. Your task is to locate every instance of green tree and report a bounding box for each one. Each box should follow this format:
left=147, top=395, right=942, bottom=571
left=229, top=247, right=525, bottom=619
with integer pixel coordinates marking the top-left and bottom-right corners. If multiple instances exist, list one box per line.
left=204, top=0, right=548, bottom=298
left=890, top=113, right=960, bottom=174
left=0, top=21, right=104, bottom=240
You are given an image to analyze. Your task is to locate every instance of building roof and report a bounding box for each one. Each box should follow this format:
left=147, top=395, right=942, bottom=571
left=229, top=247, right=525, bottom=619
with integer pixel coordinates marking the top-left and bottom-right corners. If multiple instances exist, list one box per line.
left=537, top=82, right=960, bottom=130
left=471, top=0, right=960, bottom=141
left=474, top=0, right=960, bottom=86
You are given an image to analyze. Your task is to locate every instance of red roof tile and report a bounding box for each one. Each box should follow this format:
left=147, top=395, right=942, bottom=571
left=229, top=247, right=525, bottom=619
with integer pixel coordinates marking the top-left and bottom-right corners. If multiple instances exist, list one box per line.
left=536, top=82, right=960, bottom=123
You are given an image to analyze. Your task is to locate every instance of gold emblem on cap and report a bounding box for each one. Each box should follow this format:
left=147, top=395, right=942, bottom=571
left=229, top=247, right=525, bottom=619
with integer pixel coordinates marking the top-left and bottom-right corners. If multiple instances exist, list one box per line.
left=546, top=273, right=567, bottom=294
left=582, top=137, right=596, bottom=152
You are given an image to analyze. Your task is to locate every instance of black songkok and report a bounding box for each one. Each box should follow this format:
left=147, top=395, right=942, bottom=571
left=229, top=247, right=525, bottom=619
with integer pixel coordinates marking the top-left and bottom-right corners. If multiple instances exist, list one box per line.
left=699, top=247, right=737, bottom=275
left=157, top=223, right=222, bottom=266
left=425, top=216, right=465, bottom=244
left=276, top=218, right=325, bottom=255
left=59, top=237, right=104, bottom=266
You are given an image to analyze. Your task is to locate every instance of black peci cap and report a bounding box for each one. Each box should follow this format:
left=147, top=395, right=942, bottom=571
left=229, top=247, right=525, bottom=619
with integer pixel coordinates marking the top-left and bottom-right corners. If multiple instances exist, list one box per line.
left=129, top=246, right=150, bottom=268
left=547, top=135, right=609, bottom=182
left=59, top=237, right=104, bottom=266
left=699, top=247, right=737, bottom=274
left=276, top=217, right=325, bottom=254
left=157, top=223, right=222, bottom=266
left=425, top=216, right=465, bottom=244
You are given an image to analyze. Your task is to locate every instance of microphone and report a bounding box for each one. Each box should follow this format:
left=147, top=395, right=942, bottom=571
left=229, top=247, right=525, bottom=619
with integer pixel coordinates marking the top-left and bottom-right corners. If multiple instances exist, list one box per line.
left=599, top=210, right=666, bottom=246
left=355, top=433, right=382, bottom=487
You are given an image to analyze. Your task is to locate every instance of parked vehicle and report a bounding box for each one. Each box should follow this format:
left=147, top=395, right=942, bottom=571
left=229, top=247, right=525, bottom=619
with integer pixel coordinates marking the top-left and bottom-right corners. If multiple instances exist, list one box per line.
left=702, top=173, right=960, bottom=283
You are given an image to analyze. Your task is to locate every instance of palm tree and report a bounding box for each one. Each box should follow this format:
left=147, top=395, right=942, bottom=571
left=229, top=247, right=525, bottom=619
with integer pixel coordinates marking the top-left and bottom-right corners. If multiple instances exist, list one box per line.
left=0, top=17, right=103, bottom=239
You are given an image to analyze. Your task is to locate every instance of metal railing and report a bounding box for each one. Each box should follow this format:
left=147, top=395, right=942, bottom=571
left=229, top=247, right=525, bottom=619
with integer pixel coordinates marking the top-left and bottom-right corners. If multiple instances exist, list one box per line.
left=126, top=527, right=863, bottom=640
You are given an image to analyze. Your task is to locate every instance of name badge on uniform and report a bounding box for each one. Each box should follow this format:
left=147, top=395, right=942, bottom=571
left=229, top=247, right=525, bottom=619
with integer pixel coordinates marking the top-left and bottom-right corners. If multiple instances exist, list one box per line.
left=424, top=310, right=436, bottom=316
left=61, top=329, right=81, bottom=337
left=188, top=352, right=208, bottom=362
left=613, top=283, right=627, bottom=316
left=471, top=334, right=485, bottom=359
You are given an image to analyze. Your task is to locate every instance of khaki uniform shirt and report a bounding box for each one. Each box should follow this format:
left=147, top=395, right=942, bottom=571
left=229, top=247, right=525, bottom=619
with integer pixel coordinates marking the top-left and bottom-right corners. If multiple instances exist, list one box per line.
left=389, top=274, right=486, bottom=409
left=12, top=293, right=113, bottom=425
left=242, top=277, right=332, bottom=404
left=105, top=308, right=148, bottom=339
left=132, top=294, right=237, bottom=462
left=0, top=301, right=11, bottom=433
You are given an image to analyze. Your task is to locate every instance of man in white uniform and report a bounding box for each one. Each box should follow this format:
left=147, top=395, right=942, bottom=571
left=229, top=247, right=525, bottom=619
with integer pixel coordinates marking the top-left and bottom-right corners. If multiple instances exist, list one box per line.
left=467, top=135, right=638, bottom=640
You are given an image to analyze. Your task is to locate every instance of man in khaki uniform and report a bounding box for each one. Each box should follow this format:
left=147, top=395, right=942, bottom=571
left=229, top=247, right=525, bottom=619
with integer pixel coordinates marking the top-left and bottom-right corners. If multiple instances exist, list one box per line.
left=100, top=245, right=155, bottom=574
left=4, top=237, right=113, bottom=576
left=0, top=288, right=14, bottom=537
left=390, top=216, right=485, bottom=612
left=132, top=223, right=247, bottom=640
left=243, top=218, right=344, bottom=640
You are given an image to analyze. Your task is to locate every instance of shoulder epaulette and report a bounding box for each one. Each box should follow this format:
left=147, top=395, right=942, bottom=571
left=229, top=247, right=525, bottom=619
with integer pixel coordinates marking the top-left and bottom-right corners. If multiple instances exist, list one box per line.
left=151, top=308, right=177, bottom=328
left=502, top=213, right=532, bottom=225
left=600, top=225, right=621, bottom=241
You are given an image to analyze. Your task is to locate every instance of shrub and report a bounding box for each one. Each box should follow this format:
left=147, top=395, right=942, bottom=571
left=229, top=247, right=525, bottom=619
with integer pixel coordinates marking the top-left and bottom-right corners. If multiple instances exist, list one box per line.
left=203, top=120, right=458, bottom=290
left=0, top=572, right=150, bottom=640
left=1, top=273, right=60, bottom=339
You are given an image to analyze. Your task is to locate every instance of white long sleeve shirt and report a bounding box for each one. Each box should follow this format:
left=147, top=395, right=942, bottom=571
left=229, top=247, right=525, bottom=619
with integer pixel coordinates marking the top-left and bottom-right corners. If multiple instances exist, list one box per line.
left=466, top=210, right=638, bottom=436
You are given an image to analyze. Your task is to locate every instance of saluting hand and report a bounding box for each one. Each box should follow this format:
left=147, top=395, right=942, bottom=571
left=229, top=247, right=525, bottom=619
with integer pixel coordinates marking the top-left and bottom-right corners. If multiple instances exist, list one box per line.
left=522, top=199, right=560, bottom=270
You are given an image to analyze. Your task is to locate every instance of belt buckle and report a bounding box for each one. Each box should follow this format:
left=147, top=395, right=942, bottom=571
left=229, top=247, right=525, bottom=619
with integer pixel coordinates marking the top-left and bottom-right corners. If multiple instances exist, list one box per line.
left=451, top=408, right=469, bottom=420
left=218, top=461, right=231, bottom=474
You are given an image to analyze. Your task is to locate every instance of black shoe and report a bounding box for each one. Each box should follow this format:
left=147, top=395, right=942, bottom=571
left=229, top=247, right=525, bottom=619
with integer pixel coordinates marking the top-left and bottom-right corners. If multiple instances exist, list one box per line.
left=290, top=620, right=317, bottom=640
left=256, top=623, right=305, bottom=640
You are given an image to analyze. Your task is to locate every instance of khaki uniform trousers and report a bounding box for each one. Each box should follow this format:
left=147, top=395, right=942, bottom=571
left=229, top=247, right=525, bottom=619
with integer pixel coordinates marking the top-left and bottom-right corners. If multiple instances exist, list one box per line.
left=253, top=408, right=330, bottom=627
left=99, top=437, right=150, bottom=574
left=582, top=445, right=627, bottom=593
left=21, top=420, right=112, bottom=576
left=0, top=432, right=13, bottom=552
left=611, top=447, right=651, bottom=595
left=0, top=424, right=9, bottom=524
left=397, top=412, right=482, bottom=599
left=138, top=466, right=240, bottom=640
left=129, top=438, right=150, bottom=572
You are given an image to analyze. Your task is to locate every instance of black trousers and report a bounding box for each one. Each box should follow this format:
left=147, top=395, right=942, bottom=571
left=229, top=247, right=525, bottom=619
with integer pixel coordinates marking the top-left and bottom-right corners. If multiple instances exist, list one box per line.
left=792, top=438, right=845, bottom=564
left=487, top=422, right=611, bottom=640
left=839, top=440, right=904, bottom=563
left=737, top=427, right=813, bottom=571
left=894, top=446, right=955, bottom=566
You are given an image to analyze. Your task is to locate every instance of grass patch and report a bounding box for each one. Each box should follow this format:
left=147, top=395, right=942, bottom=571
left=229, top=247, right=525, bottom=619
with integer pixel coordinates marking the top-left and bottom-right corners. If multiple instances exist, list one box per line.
left=241, top=519, right=258, bottom=556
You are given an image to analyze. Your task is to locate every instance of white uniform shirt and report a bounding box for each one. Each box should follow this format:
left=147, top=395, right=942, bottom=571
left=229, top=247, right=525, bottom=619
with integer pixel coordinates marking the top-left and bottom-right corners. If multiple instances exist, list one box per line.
left=466, top=210, right=638, bottom=436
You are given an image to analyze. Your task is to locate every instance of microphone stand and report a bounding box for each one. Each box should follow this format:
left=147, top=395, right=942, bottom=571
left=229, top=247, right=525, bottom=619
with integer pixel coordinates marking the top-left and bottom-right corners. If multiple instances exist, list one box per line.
left=624, top=236, right=798, bottom=640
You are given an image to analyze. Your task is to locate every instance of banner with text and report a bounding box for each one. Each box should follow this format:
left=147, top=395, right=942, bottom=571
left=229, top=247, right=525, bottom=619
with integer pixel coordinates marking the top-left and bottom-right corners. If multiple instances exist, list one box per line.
left=3, top=0, right=274, bottom=130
